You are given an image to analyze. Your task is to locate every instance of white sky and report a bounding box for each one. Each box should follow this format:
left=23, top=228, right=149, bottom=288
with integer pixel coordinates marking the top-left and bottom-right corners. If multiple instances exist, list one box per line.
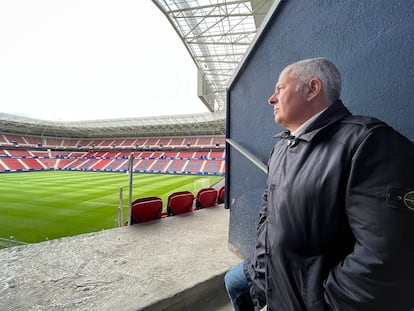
left=0, top=1, right=208, bottom=121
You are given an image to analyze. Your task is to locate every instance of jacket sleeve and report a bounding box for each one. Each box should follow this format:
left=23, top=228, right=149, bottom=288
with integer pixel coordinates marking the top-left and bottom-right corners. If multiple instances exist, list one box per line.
left=244, top=146, right=276, bottom=310
left=324, top=126, right=414, bottom=311
left=244, top=187, right=268, bottom=310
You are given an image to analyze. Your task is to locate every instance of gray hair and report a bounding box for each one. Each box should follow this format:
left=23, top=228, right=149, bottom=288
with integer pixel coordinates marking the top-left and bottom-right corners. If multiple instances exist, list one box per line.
left=285, top=57, right=341, bottom=103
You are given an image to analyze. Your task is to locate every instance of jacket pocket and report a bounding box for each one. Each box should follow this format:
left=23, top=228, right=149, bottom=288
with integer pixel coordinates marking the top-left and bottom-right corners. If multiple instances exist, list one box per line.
left=293, top=255, right=326, bottom=310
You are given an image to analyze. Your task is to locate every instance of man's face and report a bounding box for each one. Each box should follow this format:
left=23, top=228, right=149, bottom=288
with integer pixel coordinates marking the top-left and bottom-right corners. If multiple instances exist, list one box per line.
left=268, top=67, right=308, bottom=131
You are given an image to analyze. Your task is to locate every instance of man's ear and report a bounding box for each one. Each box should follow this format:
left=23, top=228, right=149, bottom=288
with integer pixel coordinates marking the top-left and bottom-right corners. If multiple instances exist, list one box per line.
left=306, top=78, right=322, bottom=101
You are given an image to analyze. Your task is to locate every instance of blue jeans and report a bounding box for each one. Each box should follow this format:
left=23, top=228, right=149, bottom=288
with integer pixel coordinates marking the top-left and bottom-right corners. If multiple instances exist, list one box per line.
left=224, top=261, right=255, bottom=311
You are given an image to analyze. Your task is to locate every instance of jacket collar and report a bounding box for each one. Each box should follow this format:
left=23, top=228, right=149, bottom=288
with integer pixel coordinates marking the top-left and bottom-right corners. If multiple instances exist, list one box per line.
left=275, top=100, right=352, bottom=142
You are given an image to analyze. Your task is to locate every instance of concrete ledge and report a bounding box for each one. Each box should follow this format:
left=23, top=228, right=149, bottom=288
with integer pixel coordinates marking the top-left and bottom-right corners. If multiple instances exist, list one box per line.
left=0, top=206, right=241, bottom=311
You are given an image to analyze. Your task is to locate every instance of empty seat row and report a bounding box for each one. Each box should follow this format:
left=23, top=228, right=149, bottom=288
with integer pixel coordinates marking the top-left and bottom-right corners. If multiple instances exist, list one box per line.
left=1, top=134, right=225, bottom=149
left=129, top=186, right=225, bottom=224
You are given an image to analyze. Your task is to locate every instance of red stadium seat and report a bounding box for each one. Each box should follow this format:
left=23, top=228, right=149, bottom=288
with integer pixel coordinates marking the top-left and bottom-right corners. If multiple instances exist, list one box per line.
left=167, top=191, right=194, bottom=216
left=130, top=196, right=163, bottom=224
left=217, top=186, right=225, bottom=204
left=196, top=188, right=218, bottom=209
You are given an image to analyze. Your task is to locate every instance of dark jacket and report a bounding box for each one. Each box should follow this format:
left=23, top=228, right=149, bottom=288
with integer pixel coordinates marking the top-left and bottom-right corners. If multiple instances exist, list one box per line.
left=244, top=101, right=414, bottom=310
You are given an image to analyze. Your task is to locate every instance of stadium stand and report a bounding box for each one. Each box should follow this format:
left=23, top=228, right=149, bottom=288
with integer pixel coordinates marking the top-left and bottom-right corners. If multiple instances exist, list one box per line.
left=41, top=158, right=61, bottom=169
left=7, top=150, right=32, bottom=157
left=169, top=137, right=185, bottom=146
left=1, top=158, right=26, bottom=171
left=21, top=158, right=45, bottom=170
left=119, top=139, right=135, bottom=147
left=89, top=158, right=112, bottom=170
left=164, top=151, right=179, bottom=158
left=0, top=131, right=225, bottom=175
left=197, top=136, right=213, bottom=146
left=3, top=134, right=26, bottom=145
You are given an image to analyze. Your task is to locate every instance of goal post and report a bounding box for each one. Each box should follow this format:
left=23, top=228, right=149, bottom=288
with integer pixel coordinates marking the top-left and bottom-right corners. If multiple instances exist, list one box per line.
left=127, top=153, right=134, bottom=226
left=194, top=178, right=209, bottom=192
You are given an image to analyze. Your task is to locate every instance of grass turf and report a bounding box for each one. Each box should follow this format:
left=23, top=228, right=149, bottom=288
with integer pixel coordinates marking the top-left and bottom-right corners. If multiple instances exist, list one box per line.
left=0, top=171, right=223, bottom=244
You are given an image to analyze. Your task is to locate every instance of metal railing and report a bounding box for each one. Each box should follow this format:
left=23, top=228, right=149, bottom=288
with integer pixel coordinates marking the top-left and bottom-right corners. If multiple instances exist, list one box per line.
left=226, top=139, right=268, bottom=174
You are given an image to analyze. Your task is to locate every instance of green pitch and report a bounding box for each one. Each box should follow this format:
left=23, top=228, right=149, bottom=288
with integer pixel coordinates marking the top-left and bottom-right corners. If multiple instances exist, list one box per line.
left=0, top=171, right=223, bottom=245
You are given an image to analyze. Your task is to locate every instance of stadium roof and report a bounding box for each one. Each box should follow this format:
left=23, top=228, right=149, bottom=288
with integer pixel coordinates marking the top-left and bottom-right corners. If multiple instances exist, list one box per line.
left=0, top=111, right=226, bottom=138
left=153, top=0, right=274, bottom=112
left=1, top=1, right=276, bottom=138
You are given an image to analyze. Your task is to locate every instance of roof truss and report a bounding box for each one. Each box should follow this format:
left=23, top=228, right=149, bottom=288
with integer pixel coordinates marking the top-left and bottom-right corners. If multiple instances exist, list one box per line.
left=152, top=0, right=274, bottom=112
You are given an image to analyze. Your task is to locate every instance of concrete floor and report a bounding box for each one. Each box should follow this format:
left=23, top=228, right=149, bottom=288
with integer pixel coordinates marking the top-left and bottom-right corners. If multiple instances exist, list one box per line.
left=0, top=205, right=241, bottom=311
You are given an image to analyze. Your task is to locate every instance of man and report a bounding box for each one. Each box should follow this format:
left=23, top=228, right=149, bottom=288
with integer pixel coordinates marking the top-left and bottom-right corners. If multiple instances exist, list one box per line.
left=225, top=57, right=414, bottom=310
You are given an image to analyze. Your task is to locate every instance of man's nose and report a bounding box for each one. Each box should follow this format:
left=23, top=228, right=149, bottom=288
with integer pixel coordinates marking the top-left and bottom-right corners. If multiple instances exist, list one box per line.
left=268, top=93, right=277, bottom=105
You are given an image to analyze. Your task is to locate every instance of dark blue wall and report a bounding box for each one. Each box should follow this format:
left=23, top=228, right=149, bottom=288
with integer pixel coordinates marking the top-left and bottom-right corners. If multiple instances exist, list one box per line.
left=226, top=0, right=414, bottom=258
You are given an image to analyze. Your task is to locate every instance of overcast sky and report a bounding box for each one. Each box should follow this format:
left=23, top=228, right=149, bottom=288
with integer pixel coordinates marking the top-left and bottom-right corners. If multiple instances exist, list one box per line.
left=0, top=1, right=208, bottom=121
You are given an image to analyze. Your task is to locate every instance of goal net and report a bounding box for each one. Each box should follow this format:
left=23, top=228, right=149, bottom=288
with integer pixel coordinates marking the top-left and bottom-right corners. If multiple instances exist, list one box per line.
left=194, top=178, right=209, bottom=192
